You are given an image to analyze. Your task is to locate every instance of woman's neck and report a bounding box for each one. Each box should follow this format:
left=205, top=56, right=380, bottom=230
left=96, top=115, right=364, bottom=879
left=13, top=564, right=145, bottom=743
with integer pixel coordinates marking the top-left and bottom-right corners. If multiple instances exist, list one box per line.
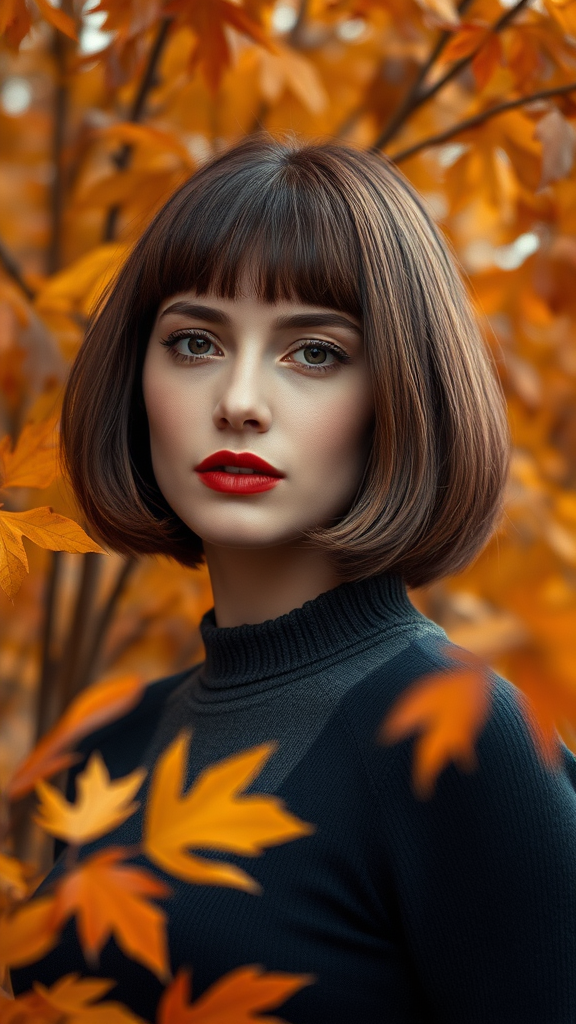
left=203, top=541, right=342, bottom=627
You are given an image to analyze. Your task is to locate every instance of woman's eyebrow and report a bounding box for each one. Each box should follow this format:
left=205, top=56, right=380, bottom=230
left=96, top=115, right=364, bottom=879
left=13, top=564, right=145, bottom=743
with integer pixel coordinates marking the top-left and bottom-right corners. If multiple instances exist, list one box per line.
left=159, top=302, right=361, bottom=336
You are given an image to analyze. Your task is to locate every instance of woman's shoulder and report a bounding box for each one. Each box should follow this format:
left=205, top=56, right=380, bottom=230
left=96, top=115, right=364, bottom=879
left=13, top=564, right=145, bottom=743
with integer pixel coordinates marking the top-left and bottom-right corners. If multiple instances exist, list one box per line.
left=336, top=631, right=576, bottom=809
left=70, top=664, right=200, bottom=780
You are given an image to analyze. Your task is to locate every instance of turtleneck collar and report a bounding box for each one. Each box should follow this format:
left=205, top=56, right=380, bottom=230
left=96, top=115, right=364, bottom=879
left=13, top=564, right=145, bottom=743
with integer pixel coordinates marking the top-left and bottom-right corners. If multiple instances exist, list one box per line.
left=198, top=572, right=422, bottom=692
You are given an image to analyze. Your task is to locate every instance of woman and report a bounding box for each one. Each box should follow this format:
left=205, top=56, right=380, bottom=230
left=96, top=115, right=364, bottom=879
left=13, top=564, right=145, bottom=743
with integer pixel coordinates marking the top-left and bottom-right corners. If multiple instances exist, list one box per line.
left=12, top=135, right=576, bottom=1022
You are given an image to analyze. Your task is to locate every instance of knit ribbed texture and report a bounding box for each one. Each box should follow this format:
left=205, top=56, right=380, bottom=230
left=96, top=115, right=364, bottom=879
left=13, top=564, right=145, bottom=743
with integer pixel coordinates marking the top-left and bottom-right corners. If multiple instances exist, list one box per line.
left=11, top=572, right=576, bottom=1024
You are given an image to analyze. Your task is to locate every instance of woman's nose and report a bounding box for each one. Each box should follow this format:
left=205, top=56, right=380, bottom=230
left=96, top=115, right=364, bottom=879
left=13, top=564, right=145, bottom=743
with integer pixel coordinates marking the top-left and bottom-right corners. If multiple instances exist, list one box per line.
left=212, top=358, right=272, bottom=432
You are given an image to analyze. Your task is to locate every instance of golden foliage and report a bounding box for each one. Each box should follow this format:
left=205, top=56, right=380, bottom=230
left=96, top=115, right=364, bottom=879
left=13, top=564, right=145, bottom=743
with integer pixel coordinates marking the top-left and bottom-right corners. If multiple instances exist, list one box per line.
left=1, top=0, right=576, bottom=1016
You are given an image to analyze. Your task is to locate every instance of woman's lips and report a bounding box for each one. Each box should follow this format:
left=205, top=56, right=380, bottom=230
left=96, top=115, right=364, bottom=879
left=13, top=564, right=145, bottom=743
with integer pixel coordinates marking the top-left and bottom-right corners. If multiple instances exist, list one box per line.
left=194, top=450, right=284, bottom=494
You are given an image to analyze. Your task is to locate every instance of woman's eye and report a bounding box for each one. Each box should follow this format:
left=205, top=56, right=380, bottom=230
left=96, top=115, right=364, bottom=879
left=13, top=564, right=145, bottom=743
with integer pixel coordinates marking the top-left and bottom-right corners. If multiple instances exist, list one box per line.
left=289, top=343, right=346, bottom=369
left=161, top=330, right=219, bottom=360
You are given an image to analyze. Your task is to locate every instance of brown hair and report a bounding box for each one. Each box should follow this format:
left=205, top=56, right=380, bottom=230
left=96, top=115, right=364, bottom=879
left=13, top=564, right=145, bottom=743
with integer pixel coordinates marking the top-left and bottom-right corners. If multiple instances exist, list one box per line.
left=60, top=134, right=510, bottom=589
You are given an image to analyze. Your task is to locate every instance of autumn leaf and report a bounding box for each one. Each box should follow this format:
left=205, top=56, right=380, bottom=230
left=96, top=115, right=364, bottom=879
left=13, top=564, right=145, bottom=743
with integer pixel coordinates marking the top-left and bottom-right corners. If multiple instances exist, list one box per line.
left=33, top=974, right=147, bottom=1024
left=34, top=0, right=77, bottom=41
left=7, top=672, right=147, bottom=801
left=143, top=734, right=314, bottom=892
left=0, top=0, right=31, bottom=50
left=51, top=848, right=171, bottom=981
left=0, top=895, right=57, bottom=969
left=34, top=753, right=146, bottom=845
left=0, top=413, right=60, bottom=491
left=34, top=244, right=131, bottom=320
left=156, top=965, right=314, bottom=1024
left=166, top=0, right=275, bottom=92
left=380, top=646, right=493, bottom=798
left=0, top=506, right=104, bottom=599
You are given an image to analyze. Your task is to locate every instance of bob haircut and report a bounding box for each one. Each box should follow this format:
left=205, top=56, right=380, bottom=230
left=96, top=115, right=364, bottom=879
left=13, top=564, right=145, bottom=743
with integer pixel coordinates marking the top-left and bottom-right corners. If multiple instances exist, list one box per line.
left=60, top=134, right=511, bottom=589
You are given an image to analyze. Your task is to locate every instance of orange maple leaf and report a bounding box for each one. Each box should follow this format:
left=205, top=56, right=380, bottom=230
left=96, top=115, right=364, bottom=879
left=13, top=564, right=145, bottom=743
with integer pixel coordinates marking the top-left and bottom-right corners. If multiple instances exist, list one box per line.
left=380, top=645, right=493, bottom=799
left=51, top=848, right=171, bottom=981
left=156, top=965, right=314, bottom=1024
left=0, top=851, right=28, bottom=900
left=143, top=734, right=314, bottom=892
left=0, top=894, right=57, bottom=970
left=0, top=505, right=104, bottom=599
left=0, top=0, right=76, bottom=51
left=0, top=414, right=60, bottom=491
left=34, top=753, right=146, bottom=845
left=33, top=973, right=146, bottom=1023
left=7, top=672, right=146, bottom=801
left=165, top=0, right=275, bottom=92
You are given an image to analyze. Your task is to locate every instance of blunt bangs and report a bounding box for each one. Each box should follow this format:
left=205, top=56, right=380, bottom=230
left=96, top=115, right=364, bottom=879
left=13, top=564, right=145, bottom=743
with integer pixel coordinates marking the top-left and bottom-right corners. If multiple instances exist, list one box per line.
left=138, top=145, right=363, bottom=320
left=60, top=134, right=511, bottom=589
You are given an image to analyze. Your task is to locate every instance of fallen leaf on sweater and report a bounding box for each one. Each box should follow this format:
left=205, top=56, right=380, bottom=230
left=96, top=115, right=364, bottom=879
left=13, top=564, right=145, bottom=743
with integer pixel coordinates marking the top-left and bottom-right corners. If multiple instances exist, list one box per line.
left=8, top=673, right=146, bottom=800
left=143, top=733, right=314, bottom=892
left=156, top=965, right=314, bottom=1024
left=380, top=645, right=493, bottom=798
left=34, top=753, right=145, bottom=845
left=33, top=973, right=147, bottom=1024
left=0, top=895, right=57, bottom=969
left=51, top=848, right=171, bottom=981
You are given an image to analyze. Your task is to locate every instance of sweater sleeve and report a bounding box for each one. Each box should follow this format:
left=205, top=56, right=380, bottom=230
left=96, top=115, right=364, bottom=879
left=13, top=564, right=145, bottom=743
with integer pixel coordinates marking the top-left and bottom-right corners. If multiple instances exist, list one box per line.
left=371, top=665, right=576, bottom=1024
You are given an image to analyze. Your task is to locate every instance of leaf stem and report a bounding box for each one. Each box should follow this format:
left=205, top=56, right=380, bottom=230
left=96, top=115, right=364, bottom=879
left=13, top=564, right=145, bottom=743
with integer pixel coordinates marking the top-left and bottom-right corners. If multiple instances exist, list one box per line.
left=389, top=79, right=576, bottom=163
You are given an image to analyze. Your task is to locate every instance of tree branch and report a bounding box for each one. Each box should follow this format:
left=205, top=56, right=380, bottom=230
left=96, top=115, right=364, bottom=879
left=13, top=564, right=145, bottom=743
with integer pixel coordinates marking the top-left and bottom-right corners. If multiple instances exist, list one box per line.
left=103, top=17, right=173, bottom=242
left=337, top=0, right=474, bottom=142
left=35, top=550, right=63, bottom=741
left=388, top=80, right=576, bottom=164
left=78, top=556, right=137, bottom=689
left=46, top=2, right=74, bottom=275
left=374, top=0, right=533, bottom=151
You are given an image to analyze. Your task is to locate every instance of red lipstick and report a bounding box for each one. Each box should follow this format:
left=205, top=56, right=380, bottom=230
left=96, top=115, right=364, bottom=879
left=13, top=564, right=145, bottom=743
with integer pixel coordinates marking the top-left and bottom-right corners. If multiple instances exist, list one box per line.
left=194, top=450, right=284, bottom=494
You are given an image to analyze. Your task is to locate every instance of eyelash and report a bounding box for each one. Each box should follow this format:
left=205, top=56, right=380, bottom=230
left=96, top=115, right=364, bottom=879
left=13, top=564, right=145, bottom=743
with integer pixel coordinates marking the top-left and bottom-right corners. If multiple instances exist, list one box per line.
left=160, top=329, right=351, bottom=373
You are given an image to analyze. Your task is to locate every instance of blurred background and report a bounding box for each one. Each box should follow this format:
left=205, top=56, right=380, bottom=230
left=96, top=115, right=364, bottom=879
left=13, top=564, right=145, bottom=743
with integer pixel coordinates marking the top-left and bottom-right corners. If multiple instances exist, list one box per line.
left=1, top=0, right=576, bottom=863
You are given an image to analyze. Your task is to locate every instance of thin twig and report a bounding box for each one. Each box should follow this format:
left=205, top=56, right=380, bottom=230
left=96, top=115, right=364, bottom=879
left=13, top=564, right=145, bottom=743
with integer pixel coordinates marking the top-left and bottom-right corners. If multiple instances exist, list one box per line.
left=373, top=0, right=477, bottom=149
left=389, top=79, right=576, bottom=163
left=0, top=237, right=35, bottom=301
left=374, top=0, right=533, bottom=151
left=103, top=17, right=173, bottom=242
left=337, top=0, right=474, bottom=142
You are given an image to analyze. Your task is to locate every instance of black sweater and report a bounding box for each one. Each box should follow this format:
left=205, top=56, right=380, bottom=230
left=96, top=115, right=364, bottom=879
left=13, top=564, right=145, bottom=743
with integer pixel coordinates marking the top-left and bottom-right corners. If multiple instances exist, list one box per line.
left=11, top=573, right=576, bottom=1022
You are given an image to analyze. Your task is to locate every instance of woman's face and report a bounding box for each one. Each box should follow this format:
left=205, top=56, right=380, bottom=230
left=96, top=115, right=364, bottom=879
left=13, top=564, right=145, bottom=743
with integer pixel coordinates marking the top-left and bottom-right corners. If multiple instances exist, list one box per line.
left=142, top=283, right=375, bottom=551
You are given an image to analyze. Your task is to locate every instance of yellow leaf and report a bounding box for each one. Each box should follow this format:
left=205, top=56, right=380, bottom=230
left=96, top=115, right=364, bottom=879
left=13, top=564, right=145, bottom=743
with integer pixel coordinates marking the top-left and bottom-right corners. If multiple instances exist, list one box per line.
left=52, top=848, right=171, bottom=981
left=157, top=965, right=314, bottom=1024
left=34, top=753, right=146, bottom=845
left=380, top=645, right=493, bottom=798
left=0, top=506, right=104, bottom=599
left=0, top=414, right=60, bottom=491
left=259, top=45, right=328, bottom=115
left=7, top=673, right=146, bottom=801
left=143, top=734, right=314, bottom=892
left=0, top=895, right=57, bottom=969
left=34, top=244, right=130, bottom=319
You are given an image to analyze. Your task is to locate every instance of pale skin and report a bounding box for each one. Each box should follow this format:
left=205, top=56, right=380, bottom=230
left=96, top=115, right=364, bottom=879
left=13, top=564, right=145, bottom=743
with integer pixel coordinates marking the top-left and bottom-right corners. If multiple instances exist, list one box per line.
left=142, top=279, right=375, bottom=628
